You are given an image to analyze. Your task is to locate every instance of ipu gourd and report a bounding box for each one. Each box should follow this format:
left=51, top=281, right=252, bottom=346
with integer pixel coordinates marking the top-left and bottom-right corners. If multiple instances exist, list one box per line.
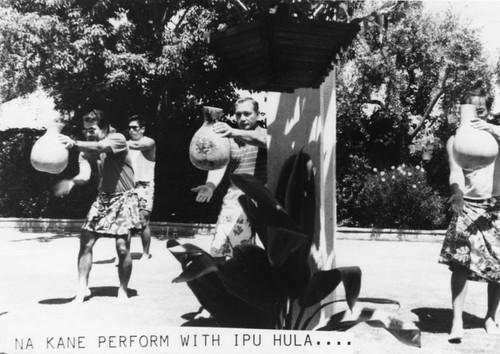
left=189, top=106, right=231, bottom=170
left=452, top=104, right=498, bottom=171
left=30, top=121, right=69, bottom=174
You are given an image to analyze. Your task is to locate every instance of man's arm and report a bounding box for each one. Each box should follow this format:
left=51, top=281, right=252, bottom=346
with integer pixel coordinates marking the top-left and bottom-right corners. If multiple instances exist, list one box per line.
left=446, top=136, right=465, bottom=216
left=127, top=137, right=155, bottom=151
left=128, top=137, right=156, bottom=160
left=191, top=165, right=228, bottom=203
left=213, top=122, right=267, bottom=148
left=54, top=154, right=92, bottom=197
left=59, top=135, right=115, bottom=154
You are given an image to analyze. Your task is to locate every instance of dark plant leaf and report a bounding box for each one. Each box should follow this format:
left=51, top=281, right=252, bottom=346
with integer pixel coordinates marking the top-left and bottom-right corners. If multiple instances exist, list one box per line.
left=172, top=253, right=219, bottom=283
left=217, top=245, right=286, bottom=326
left=356, top=297, right=401, bottom=308
left=266, top=226, right=309, bottom=267
left=276, top=250, right=311, bottom=300
left=284, top=149, right=315, bottom=237
left=167, top=241, right=209, bottom=268
left=299, top=269, right=342, bottom=308
left=186, top=272, right=272, bottom=328
left=275, top=154, right=297, bottom=205
left=238, top=194, right=267, bottom=245
left=230, top=173, right=299, bottom=232
left=171, top=246, right=278, bottom=328
left=338, top=266, right=362, bottom=311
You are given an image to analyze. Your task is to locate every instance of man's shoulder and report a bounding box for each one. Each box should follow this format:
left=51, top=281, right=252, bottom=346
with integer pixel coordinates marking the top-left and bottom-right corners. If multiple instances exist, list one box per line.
left=107, top=132, right=126, bottom=140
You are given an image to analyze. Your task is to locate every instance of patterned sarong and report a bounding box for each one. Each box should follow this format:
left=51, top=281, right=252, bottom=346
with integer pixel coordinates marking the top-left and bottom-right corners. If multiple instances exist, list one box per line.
left=439, top=197, right=500, bottom=282
left=211, top=188, right=254, bottom=258
left=82, top=190, right=141, bottom=237
left=135, top=181, right=154, bottom=212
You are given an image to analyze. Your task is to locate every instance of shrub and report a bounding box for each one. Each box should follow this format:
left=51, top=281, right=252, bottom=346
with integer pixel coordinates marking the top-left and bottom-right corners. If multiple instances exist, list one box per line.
left=355, top=164, right=446, bottom=229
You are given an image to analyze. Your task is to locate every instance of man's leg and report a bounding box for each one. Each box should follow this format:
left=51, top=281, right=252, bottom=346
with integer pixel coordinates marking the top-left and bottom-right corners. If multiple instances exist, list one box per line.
left=485, top=282, right=500, bottom=334
left=75, top=230, right=98, bottom=303
left=449, top=266, right=469, bottom=342
left=116, top=234, right=132, bottom=301
left=139, top=210, right=152, bottom=260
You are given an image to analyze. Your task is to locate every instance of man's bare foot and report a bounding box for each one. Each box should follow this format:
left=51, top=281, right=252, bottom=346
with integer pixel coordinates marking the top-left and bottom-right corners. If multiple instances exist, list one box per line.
left=117, top=288, right=129, bottom=303
left=139, top=253, right=152, bottom=261
left=448, top=319, right=464, bottom=343
left=73, top=288, right=91, bottom=304
left=484, top=318, right=500, bottom=334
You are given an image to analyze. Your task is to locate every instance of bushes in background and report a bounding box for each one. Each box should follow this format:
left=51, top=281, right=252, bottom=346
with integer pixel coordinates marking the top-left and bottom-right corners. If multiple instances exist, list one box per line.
left=354, top=164, right=447, bottom=229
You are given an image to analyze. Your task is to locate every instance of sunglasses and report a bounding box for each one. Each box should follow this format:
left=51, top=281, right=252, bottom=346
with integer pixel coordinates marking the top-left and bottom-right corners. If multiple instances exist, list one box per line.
left=235, top=111, right=253, bottom=118
left=129, top=125, right=140, bottom=131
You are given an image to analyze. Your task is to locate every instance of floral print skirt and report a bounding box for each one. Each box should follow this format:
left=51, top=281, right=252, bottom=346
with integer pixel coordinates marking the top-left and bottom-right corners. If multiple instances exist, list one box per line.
left=211, top=187, right=254, bottom=258
left=439, top=197, right=500, bottom=282
left=82, top=190, right=141, bottom=237
left=135, top=181, right=154, bottom=212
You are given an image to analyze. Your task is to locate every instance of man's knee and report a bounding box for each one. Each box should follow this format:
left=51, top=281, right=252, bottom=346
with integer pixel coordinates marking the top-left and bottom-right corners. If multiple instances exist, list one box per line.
left=139, top=210, right=150, bottom=228
left=80, top=230, right=97, bottom=251
left=116, top=237, right=130, bottom=257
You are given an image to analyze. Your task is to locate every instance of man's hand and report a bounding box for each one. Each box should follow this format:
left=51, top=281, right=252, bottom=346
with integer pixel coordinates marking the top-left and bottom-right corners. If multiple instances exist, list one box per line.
left=191, top=184, right=215, bottom=202
left=58, top=134, right=76, bottom=149
left=213, top=122, right=233, bottom=138
left=448, top=193, right=465, bottom=217
left=469, top=117, right=492, bottom=133
left=54, top=179, right=75, bottom=197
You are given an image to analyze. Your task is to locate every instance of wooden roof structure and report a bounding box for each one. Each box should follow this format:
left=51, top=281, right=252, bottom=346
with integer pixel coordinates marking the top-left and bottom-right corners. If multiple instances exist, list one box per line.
left=211, top=15, right=360, bottom=92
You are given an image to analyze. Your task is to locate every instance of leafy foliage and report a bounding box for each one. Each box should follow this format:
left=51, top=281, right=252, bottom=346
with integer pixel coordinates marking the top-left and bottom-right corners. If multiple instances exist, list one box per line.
left=336, top=0, right=494, bottom=227
left=355, top=164, right=447, bottom=229
left=0, top=0, right=247, bottom=222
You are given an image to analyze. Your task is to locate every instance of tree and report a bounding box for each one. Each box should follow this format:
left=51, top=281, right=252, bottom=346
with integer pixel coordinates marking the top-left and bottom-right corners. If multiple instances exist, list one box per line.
left=0, top=0, right=246, bottom=222
left=336, top=0, right=494, bottom=226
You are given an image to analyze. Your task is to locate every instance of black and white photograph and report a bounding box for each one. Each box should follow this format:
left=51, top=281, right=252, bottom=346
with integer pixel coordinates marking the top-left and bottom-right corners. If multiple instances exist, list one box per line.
left=1, top=1, right=500, bottom=353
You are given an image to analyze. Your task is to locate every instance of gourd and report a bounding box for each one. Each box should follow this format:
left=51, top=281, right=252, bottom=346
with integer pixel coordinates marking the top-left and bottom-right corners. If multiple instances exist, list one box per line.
left=30, top=121, right=69, bottom=174
left=189, top=106, right=231, bottom=170
left=452, top=104, right=498, bottom=171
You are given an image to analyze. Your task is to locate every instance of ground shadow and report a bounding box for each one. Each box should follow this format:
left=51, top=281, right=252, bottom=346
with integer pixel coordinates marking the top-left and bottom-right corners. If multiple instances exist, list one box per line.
left=131, top=252, right=143, bottom=260
left=12, top=233, right=79, bottom=243
left=93, top=257, right=116, bottom=265
left=88, top=286, right=138, bottom=299
left=412, top=307, right=484, bottom=333
left=39, top=287, right=138, bottom=305
left=0, top=311, right=8, bottom=317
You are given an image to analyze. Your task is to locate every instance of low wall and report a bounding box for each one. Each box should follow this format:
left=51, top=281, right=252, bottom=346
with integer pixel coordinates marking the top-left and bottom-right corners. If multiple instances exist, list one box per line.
left=0, top=218, right=214, bottom=237
left=0, top=218, right=446, bottom=242
left=337, top=226, right=445, bottom=243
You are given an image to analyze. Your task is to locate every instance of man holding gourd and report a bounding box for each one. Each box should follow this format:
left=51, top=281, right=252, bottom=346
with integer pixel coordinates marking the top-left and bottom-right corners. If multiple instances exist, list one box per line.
left=55, top=109, right=141, bottom=303
left=439, top=89, right=500, bottom=342
left=192, top=97, right=267, bottom=261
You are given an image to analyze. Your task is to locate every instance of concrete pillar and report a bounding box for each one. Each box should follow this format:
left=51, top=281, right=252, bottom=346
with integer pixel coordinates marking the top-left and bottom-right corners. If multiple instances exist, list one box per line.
left=262, top=68, right=337, bottom=324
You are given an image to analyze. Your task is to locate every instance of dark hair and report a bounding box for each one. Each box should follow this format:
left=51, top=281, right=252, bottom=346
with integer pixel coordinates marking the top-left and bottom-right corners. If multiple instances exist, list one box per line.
left=235, top=97, right=259, bottom=113
left=82, top=109, right=109, bottom=130
left=128, top=114, right=147, bottom=128
left=460, top=89, right=493, bottom=111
